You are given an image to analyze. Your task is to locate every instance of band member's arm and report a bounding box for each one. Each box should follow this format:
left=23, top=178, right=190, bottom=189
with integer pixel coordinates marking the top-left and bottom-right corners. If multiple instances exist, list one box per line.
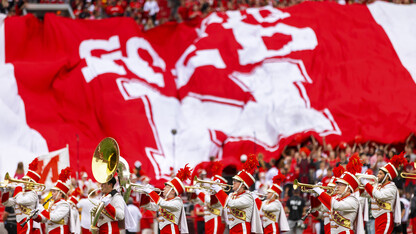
left=227, top=193, right=253, bottom=209
left=1, top=191, right=12, bottom=205
left=15, top=190, right=38, bottom=207
left=103, top=195, right=125, bottom=221
left=364, top=183, right=396, bottom=201
left=313, top=188, right=358, bottom=212
left=147, top=191, right=182, bottom=211
left=140, top=194, right=159, bottom=211
left=35, top=203, right=70, bottom=223
left=261, top=201, right=279, bottom=212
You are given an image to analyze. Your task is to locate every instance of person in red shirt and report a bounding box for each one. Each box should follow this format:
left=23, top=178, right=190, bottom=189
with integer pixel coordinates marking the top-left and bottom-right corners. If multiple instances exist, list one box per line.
left=193, top=203, right=205, bottom=234
left=140, top=207, right=155, bottom=234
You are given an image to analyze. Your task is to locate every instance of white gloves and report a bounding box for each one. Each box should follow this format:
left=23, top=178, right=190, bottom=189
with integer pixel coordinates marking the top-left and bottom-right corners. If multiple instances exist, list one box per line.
left=211, top=184, right=222, bottom=193
left=143, top=187, right=153, bottom=194
left=312, top=187, right=324, bottom=196
left=102, top=196, right=112, bottom=206
left=360, top=178, right=369, bottom=186
left=194, top=188, right=202, bottom=195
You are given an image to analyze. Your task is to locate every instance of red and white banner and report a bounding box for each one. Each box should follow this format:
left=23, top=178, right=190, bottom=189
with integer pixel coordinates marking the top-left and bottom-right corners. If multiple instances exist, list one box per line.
left=35, top=147, right=70, bottom=189
left=1, top=2, right=416, bottom=184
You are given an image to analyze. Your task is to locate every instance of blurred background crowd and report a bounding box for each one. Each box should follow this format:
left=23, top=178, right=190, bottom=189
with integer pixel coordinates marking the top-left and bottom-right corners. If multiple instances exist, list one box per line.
left=1, top=0, right=416, bottom=31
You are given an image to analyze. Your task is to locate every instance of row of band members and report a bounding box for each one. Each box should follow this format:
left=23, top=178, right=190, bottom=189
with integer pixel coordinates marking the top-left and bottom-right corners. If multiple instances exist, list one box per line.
left=0, top=152, right=406, bottom=234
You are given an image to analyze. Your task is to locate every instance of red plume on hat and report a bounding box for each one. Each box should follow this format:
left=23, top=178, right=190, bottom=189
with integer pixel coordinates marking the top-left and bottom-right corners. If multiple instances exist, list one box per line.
left=346, top=153, right=362, bottom=175
left=59, top=167, right=72, bottom=182
left=176, top=164, right=192, bottom=182
left=29, top=158, right=39, bottom=171
left=71, top=187, right=81, bottom=197
left=333, top=165, right=345, bottom=178
left=272, top=174, right=285, bottom=186
left=242, top=154, right=259, bottom=174
left=211, top=161, right=223, bottom=176
left=390, top=152, right=408, bottom=168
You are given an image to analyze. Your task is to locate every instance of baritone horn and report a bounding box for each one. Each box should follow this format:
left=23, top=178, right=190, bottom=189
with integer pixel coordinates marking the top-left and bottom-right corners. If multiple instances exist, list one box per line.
left=194, top=176, right=232, bottom=192
left=293, top=179, right=333, bottom=193
left=3, top=172, right=45, bottom=192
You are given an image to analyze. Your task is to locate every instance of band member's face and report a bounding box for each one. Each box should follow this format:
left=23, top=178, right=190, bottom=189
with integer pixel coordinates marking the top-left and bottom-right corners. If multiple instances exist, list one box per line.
left=266, top=192, right=274, bottom=200
left=335, top=182, right=347, bottom=195
left=163, top=185, right=174, bottom=198
left=232, top=179, right=241, bottom=192
left=377, top=170, right=386, bottom=183
left=101, top=182, right=112, bottom=194
left=51, top=190, right=61, bottom=200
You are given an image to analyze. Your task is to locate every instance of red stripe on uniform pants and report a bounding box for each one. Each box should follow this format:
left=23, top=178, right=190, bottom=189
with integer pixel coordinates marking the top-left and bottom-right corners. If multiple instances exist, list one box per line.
left=99, top=221, right=120, bottom=234
left=17, top=218, right=32, bottom=234
left=48, top=225, right=70, bottom=234
left=160, top=223, right=179, bottom=234
left=264, top=222, right=280, bottom=234
left=205, top=216, right=225, bottom=234
left=230, top=222, right=251, bottom=234
left=375, top=212, right=393, bottom=234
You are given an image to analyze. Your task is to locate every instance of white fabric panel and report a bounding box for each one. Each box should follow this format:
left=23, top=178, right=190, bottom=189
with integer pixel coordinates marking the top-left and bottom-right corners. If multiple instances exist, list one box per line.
left=368, top=1, right=416, bottom=84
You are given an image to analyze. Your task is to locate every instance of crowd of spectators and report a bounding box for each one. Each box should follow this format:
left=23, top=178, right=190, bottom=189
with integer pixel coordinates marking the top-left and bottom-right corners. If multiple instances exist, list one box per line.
left=1, top=0, right=416, bottom=31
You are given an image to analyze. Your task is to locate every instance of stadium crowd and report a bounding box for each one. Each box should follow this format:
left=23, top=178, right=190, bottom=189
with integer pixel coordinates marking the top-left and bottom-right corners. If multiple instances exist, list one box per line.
left=2, top=133, right=416, bottom=233
left=0, top=0, right=416, bottom=31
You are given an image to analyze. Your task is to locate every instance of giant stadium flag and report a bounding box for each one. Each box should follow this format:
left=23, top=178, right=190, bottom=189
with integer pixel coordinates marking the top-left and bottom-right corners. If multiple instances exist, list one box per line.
left=1, top=2, right=416, bottom=185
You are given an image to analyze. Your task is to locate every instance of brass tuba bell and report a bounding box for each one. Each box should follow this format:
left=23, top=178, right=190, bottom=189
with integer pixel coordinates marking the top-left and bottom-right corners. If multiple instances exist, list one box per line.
left=91, top=137, right=120, bottom=184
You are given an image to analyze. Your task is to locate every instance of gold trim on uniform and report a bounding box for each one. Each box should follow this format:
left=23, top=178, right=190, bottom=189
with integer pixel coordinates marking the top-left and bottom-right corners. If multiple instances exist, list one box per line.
left=19, top=205, right=32, bottom=215
left=332, top=211, right=351, bottom=229
left=207, top=205, right=221, bottom=216
left=228, top=208, right=246, bottom=221
left=263, top=211, right=277, bottom=222
left=159, top=208, right=175, bottom=223
left=49, top=219, right=66, bottom=225
left=374, top=199, right=392, bottom=211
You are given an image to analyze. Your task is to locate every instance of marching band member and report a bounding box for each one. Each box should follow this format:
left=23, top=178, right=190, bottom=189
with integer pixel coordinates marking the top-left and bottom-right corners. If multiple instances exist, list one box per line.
left=192, top=162, right=226, bottom=234
left=34, top=167, right=72, bottom=234
left=311, top=165, right=344, bottom=234
left=211, top=154, right=263, bottom=234
left=261, top=174, right=289, bottom=234
left=2, top=158, right=41, bottom=234
left=312, top=154, right=364, bottom=234
left=360, top=152, right=405, bottom=234
left=67, top=189, right=81, bottom=234
left=141, top=164, right=191, bottom=234
left=92, top=176, right=135, bottom=233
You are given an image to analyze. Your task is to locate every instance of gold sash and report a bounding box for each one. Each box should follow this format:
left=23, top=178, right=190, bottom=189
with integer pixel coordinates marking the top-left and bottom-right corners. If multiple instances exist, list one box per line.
left=18, top=205, right=32, bottom=215
left=375, top=199, right=392, bottom=211
left=263, top=211, right=277, bottom=222
left=207, top=205, right=221, bottom=216
left=332, top=211, right=351, bottom=229
left=229, top=208, right=246, bottom=221
left=159, top=208, right=175, bottom=223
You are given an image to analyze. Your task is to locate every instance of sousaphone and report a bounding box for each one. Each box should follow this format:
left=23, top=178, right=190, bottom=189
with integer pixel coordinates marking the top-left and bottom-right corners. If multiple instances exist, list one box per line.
left=90, top=137, right=120, bottom=233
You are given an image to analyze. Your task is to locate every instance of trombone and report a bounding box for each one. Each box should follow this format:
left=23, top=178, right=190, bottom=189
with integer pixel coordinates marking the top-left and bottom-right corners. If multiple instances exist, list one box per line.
left=2, top=172, right=45, bottom=192
left=293, top=179, right=333, bottom=194
left=401, top=172, right=416, bottom=179
left=194, top=176, right=233, bottom=192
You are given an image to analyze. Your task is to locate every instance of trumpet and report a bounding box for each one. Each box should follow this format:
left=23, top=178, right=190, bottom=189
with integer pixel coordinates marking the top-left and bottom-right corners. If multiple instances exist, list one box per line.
left=401, top=172, right=416, bottom=179
left=185, top=185, right=214, bottom=193
left=129, top=183, right=162, bottom=194
left=3, top=172, right=45, bottom=192
left=194, top=176, right=232, bottom=192
left=356, top=173, right=378, bottom=188
left=293, top=179, right=333, bottom=193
